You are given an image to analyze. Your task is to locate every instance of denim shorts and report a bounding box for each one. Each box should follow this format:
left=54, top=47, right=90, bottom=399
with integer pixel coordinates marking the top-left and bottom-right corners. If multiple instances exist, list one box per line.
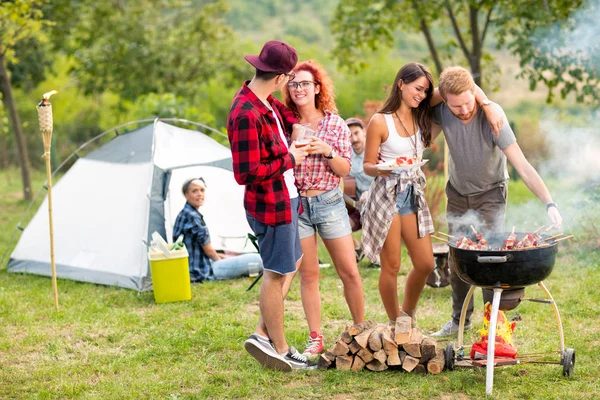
left=298, top=187, right=352, bottom=240
left=395, top=184, right=418, bottom=216
left=245, top=197, right=302, bottom=275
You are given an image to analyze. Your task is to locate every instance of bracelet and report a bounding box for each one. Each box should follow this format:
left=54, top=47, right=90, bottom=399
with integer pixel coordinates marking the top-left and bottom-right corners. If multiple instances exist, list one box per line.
left=546, top=202, right=558, bottom=211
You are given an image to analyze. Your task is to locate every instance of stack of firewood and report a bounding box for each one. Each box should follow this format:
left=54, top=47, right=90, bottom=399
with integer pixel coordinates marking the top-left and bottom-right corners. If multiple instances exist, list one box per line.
left=318, top=315, right=445, bottom=374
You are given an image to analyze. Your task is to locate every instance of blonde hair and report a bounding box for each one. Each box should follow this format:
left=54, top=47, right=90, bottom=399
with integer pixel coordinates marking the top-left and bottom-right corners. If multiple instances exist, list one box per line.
left=438, top=66, right=475, bottom=100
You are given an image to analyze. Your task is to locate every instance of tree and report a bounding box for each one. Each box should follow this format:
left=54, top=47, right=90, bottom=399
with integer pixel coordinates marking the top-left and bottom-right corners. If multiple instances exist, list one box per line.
left=45, top=0, right=244, bottom=101
left=0, top=0, right=47, bottom=200
left=331, top=0, right=599, bottom=105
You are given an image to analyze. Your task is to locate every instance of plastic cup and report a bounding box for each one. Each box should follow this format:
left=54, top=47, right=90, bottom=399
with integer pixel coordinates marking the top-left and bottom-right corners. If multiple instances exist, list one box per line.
left=248, top=262, right=260, bottom=278
left=297, top=124, right=315, bottom=152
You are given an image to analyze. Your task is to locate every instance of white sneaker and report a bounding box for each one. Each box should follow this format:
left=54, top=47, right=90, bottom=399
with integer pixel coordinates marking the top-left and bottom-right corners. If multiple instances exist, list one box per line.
left=431, top=320, right=472, bottom=337
left=283, top=346, right=318, bottom=370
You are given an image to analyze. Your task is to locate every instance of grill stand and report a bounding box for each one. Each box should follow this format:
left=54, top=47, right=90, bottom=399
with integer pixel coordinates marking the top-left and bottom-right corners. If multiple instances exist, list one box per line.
left=456, top=281, right=566, bottom=395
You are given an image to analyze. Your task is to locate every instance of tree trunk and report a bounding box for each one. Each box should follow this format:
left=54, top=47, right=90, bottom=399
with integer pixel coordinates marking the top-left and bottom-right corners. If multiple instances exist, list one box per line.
left=0, top=52, right=32, bottom=200
left=412, top=0, right=443, bottom=75
left=469, top=6, right=483, bottom=87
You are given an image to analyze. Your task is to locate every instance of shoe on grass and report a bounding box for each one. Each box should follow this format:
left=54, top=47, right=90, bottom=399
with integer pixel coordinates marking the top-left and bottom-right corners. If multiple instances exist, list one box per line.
left=431, top=320, right=472, bottom=337
left=284, top=346, right=318, bottom=370
left=244, top=334, right=291, bottom=372
left=302, top=331, right=325, bottom=357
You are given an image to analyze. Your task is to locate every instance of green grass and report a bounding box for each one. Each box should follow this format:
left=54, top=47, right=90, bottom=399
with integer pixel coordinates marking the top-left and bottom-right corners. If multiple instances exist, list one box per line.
left=1, top=169, right=599, bottom=399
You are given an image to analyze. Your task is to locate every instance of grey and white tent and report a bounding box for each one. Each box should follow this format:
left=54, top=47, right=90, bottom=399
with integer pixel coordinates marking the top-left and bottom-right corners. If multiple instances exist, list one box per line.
left=7, top=120, right=252, bottom=291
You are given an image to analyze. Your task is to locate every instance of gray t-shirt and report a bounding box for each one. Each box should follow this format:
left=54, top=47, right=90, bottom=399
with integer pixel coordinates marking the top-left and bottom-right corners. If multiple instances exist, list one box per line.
left=432, top=102, right=516, bottom=195
left=350, top=150, right=374, bottom=198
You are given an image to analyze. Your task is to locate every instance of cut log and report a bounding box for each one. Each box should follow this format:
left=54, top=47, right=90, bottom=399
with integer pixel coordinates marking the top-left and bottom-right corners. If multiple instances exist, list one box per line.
left=426, top=348, right=445, bottom=375
left=357, top=347, right=374, bottom=363
left=394, top=316, right=412, bottom=345
left=420, top=337, right=437, bottom=363
left=368, top=329, right=383, bottom=352
left=331, top=340, right=350, bottom=356
left=348, top=339, right=361, bottom=354
left=351, top=354, right=366, bottom=371
left=402, top=355, right=420, bottom=372
left=399, top=350, right=407, bottom=365
left=404, top=328, right=423, bottom=358
left=318, top=351, right=335, bottom=369
left=347, top=323, right=363, bottom=337
left=387, top=349, right=401, bottom=366
left=339, top=329, right=353, bottom=344
left=355, top=327, right=373, bottom=349
left=335, top=355, right=354, bottom=371
left=366, top=359, right=388, bottom=372
left=381, top=327, right=398, bottom=356
left=373, top=349, right=387, bottom=364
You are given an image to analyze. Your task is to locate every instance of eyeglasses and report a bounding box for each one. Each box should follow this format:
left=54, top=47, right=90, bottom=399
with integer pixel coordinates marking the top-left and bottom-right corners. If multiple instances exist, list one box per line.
left=287, top=80, right=317, bottom=90
left=284, top=71, right=296, bottom=80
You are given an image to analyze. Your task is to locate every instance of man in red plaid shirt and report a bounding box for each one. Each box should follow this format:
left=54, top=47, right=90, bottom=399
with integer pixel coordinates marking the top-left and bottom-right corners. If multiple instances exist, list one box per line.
left=227, top=40, right=314, bottom=370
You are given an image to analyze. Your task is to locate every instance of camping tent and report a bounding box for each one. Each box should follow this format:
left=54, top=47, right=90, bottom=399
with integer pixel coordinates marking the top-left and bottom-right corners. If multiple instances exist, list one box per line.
left=7, top=120, right=253, bottom=291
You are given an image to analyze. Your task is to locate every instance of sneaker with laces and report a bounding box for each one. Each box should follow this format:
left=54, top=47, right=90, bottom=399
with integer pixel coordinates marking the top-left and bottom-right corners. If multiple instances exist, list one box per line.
left=284, top=346, right=318, bottom=369
left=431, top=320, right=472, bottom=337
left=244, top=334, right=291, bottom=371
left=302, top=331, right=325, bottom=357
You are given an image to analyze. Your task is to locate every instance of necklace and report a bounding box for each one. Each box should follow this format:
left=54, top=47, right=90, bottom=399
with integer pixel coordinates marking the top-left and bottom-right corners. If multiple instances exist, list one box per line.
left=394, top=111, right=418, bottom=159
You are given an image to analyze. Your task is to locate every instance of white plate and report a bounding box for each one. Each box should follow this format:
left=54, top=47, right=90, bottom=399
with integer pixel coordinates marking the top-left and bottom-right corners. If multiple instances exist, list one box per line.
left=376, top=159, right=429, bottom=171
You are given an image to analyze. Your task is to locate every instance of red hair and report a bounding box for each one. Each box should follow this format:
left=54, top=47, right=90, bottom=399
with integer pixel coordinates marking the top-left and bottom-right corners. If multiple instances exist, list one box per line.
left=283, top=60, right=338, bottom=116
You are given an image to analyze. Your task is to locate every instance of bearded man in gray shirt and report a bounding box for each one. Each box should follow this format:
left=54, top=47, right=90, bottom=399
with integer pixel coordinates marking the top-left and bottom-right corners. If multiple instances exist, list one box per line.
left=430, top=66, right=562, bottom=337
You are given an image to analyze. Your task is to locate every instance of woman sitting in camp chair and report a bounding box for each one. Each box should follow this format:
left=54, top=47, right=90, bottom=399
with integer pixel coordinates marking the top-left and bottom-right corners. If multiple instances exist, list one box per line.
left=173, top=177, right=263, bottom=283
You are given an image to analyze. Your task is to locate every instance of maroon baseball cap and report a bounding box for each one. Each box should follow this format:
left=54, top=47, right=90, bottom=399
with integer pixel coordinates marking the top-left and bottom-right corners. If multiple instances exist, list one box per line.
left=245, top=40, right=298, bottom=73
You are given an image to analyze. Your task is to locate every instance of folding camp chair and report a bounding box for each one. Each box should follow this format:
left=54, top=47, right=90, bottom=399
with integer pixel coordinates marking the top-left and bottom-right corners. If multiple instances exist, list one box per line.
left=246, top=233, right=262, bottom=291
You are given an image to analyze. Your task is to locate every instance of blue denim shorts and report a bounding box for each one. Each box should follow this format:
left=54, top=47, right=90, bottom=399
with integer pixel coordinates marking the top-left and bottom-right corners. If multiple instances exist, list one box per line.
left=298, top=187, right=352, bottom=240
left=395, top=184, right=418, bottom=216
left=245, top=197, right=302, bottom=275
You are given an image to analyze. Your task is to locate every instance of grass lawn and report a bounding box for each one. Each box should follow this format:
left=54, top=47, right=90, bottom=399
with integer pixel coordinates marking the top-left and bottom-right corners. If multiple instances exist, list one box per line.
left=1, top=168, right=599, bottom=399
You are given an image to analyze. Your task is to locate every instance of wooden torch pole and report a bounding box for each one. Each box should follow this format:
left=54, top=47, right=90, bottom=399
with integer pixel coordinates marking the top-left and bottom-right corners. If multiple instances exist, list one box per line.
left=37, top=90, right=59, bottom=312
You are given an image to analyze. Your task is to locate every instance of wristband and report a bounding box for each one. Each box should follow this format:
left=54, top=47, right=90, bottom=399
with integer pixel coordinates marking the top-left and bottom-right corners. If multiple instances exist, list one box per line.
left=546, top=202, right=558, bottom=211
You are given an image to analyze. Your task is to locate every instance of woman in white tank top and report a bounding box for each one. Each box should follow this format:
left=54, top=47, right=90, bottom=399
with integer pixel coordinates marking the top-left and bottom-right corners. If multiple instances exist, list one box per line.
left=360, top=63, right=437, bottom=324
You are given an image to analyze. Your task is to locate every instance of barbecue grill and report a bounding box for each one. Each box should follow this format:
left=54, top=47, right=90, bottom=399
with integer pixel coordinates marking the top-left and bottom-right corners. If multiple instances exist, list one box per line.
left=444, top=232, right=575, bottom=395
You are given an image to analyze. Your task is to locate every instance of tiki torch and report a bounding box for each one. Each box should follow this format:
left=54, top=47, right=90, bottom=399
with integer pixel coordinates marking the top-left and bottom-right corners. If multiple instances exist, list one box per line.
left=37, top=90, right=59, bottom=312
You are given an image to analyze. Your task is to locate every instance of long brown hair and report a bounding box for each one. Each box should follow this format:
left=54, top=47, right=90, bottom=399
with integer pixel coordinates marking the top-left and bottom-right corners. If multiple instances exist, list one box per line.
left=380, top=63, right=434, bottom=147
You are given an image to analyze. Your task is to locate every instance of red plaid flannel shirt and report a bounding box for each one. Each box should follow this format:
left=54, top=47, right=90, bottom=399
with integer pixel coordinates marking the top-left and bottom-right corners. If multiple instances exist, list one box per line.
left=227, top=82, right=298, bottom=226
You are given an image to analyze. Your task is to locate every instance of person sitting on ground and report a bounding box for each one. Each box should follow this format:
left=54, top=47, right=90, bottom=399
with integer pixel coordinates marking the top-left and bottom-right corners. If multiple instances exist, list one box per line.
left=173, top=177, right=263, bottom=283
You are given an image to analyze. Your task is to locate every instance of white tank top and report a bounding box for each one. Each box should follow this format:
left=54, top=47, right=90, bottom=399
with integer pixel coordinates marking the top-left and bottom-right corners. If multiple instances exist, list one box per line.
left=379, top=113, right=424, bottom=164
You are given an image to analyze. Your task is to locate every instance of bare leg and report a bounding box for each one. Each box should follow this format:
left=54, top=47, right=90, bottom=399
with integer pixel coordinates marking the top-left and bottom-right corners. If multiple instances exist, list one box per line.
left=378, top=214, right=403, bottom=321
left=297, top=235, right=322, bottom=333
left=256, top=270, right=288, bottom=353
left=323, top=234, right=365, bottom=324
left=399, top=213, right=435, bottom=318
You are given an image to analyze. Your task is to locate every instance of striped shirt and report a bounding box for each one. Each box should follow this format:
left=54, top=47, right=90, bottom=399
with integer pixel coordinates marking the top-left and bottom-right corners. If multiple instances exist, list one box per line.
left=294, top=112, right=352, bottom=192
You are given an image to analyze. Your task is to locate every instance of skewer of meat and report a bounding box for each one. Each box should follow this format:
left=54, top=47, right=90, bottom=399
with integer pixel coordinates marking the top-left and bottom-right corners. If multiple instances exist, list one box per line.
left=533, top=226, right=546, bottom=234
left=470, top=225, right=482, bottom=242
left=504, top=226, right=516, bottom=249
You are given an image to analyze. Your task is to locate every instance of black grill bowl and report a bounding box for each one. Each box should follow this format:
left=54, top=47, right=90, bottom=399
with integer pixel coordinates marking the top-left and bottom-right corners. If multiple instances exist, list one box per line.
left=448, top=232, right=559, bottom=289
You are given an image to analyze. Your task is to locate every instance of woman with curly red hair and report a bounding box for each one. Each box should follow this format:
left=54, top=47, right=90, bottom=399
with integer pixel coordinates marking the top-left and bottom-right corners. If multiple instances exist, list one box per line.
left=282, top=60, right=365, bottom=357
